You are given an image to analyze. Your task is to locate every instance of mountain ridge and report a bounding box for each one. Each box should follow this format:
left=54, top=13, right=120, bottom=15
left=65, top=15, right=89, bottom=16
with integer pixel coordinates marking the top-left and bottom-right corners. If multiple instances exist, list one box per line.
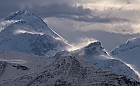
left=110, top=37, right=140, bottom=74
left=0, top=11, right=140, bottom=85
left=1, top=56, right=140, bottom=86
left=55, top=41, right=140, bottom=81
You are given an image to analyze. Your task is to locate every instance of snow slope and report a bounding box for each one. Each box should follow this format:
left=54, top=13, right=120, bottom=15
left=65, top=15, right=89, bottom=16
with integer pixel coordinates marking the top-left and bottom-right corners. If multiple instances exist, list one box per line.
left=0, top=51, right=54, bottom=82
left=1, top=56, right=140, bottom=86
left=55, top=41, right=140, bottom=81
left=110, top=37, right=140, bottom=73
left=0, top=11, right=69, bottom=56
left=3, top=11, right=61, bottom=38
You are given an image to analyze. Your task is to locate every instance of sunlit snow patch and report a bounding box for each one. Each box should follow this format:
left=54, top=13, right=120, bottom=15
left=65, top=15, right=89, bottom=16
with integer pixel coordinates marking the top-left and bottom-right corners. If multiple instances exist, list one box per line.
left=14, top=29, right=44, bottom=35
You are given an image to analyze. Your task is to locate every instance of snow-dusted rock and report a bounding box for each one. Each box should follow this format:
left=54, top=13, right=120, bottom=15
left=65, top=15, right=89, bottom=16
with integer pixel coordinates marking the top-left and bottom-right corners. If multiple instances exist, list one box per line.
left=1, top=56, right=140, bottom=86
left=0, top=51, right=55, bottom=82
left=55, top=41, right=140, bottom=81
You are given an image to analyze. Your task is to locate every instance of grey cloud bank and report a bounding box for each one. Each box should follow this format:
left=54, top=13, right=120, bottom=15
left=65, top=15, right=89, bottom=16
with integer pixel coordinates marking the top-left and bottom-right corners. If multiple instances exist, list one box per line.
left=0, top=0, right=140, bottom=50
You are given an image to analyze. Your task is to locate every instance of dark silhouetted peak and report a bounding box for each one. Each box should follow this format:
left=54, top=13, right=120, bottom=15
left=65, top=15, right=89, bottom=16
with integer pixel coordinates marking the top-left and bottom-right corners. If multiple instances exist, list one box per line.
left=83, top=41, right=107, bottom=56
left=85, top=41, right=103, bottom=49
left=1, top=56, right=140, bottom=86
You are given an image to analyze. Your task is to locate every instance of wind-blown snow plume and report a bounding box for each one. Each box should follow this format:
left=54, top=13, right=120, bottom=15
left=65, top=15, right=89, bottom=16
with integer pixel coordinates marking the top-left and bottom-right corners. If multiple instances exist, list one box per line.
left=110, top=37, right=140, bottom=74
left=126, top=63, right=140, bottom=80
left=68, top=37, right=97, bottom=51
left=113, top=55, right=140, bottom=81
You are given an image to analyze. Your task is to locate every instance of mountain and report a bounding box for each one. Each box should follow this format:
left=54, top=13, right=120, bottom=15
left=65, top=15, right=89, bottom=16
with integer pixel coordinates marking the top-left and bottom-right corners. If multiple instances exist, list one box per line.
left=0, top=11, right=140, bottom=85
left=0, top=11, right=69, bottom=56
left=1, top=56, right=140, bottom=86
left=110, top=37, right=140, bottom=73
left=0, top=60, right=29, bottom=82
left=55, top=41, right=140, bottom=81
left=0, top=51, right=54, bottom=82
left=3, top=11, right=61, bottom=38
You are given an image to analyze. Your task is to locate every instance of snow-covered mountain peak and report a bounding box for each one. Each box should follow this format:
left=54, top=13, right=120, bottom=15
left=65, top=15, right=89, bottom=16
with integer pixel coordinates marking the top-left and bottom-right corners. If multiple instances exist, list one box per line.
left=110, top=37, right=140, bottom=75
left=4, top=11, right=36, bottom=21
left=84, top=41, right=101, bottom=48
left=0, top=11, right=140, bottom=85
left=1, top=11, right=62, bottom=39
left=81, top=41, right=108, bottom=57
left=110, top=37, right=140, bottom=55
left=0, top=11, right=69, bottom=56
left=56, top=41, right=111, bottom=59
left=54, top=40, right=140, bottom=81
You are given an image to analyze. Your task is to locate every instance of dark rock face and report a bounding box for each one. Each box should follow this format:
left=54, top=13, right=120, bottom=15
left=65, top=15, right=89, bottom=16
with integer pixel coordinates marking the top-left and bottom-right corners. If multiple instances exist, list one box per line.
left=1, top=56, right=140, bottom=86
left=0, top=62, right=7, bottom=76
left=11, top=64, right=29, bottom=71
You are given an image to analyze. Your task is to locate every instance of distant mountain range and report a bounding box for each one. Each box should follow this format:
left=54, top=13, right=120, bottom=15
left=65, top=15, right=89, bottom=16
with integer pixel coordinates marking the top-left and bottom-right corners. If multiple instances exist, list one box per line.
left=110, top=37, right=140, bottom=74
left=0, top=11, right=140, bottom=86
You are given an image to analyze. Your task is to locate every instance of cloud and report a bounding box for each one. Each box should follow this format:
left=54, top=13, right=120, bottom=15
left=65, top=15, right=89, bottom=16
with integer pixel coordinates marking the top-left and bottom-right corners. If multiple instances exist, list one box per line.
left=1, top=0, right=140, bottom=50
left=0, top=1, right=130, bottom=23
left=23, top=3, right=91, bottom=17
left=19, top=3, right=128, bottom=23
left=0, top=0, right=30, bottom=19
left=44, top=17, right=139, bottom=51
left=44, top=17, right=133, bottom=34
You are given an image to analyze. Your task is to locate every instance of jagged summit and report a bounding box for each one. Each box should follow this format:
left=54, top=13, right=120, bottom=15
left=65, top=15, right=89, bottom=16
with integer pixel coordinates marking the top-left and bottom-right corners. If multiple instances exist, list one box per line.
left=4, top=11, right=35, bottom=20
left=55, top=41, right=108, bottom=58
left=83, top=41, right=108, bottom=56
left=84, top=41, right=102, bottom=49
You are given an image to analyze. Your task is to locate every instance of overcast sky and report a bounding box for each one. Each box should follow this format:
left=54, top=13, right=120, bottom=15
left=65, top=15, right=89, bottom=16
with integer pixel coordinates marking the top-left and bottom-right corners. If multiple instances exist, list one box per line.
left=1, top=0, right=140, bottom=51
